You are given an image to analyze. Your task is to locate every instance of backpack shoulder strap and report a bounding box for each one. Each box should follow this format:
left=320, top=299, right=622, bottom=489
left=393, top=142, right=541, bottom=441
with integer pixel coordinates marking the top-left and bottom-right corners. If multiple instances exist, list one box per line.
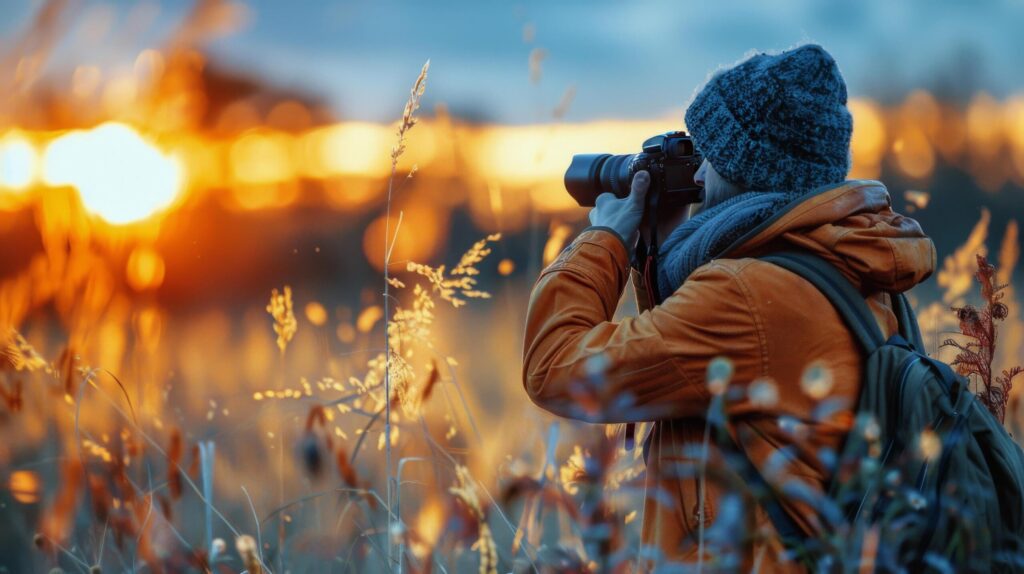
left=758, top=251, right=887, bottom=354
left=890, top=291, right=926, bottom=351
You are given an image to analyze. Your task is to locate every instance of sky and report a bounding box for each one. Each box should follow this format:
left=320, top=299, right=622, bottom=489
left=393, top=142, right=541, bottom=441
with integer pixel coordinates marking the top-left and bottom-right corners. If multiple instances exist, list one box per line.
left=3, top=0, right=1024, bottom=124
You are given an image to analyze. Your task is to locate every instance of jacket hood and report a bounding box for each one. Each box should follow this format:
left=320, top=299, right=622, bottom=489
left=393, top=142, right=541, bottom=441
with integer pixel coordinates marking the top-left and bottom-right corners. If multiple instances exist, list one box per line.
left=722, top=180, right=936, bottom=293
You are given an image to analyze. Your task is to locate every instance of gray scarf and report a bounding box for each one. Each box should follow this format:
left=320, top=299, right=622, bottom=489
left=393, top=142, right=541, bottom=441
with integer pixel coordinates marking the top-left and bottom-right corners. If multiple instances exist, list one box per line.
left=656, top=190, right=802, bottom=299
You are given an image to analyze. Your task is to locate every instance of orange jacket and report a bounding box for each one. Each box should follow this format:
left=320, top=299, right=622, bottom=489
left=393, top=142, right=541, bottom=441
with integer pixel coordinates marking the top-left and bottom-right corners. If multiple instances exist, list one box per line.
left=522, top=180, right=936, bottom=571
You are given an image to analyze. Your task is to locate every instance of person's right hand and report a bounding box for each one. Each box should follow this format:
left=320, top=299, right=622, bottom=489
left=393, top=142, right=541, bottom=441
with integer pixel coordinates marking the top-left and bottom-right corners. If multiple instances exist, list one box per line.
left=587, top=170, right=650, bottom=247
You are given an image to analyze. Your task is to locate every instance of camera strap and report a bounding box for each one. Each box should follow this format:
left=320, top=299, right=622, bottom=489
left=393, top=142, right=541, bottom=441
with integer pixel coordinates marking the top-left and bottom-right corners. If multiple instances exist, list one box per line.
left=625, top=191, right=662, bottom=453
left=640, top=189, right=663, bottom=307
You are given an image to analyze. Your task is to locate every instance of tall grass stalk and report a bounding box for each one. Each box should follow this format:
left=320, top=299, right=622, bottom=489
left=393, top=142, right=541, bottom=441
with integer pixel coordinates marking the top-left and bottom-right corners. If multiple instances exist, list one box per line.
left=199, top=441, right=215, bottom=559
left=384, top=59, right=429, bottom=572
left=272, top=347, right=286, bottom=573
left=697, top=412, right=712, bottom=574
left=241, top=485, right=268, bottom=573
left=75, top=368, right=247, bottom=537
left=266, top=285, right=296, bottom=571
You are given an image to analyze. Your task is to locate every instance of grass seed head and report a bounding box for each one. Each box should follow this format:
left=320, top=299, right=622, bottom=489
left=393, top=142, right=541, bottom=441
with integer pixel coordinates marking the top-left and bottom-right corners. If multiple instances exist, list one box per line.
left=235, top=534, right=261, bottom=574
left=266, top=285, right=297, bottom=354
left=391, top=60, right=430, bottom=164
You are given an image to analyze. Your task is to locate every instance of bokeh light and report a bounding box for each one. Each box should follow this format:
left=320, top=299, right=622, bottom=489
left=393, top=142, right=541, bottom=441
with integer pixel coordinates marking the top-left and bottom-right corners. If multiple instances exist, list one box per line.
left=8, top=471, right=40, bottom=504
left=41, top=122, right=182, bottom=224
left=0, top=135, right=37, bottom=191
left=126, top=245, right=166, bottom=291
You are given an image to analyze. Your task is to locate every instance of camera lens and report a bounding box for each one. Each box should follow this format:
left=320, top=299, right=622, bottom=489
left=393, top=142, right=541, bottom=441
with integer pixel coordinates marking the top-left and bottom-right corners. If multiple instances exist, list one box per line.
left=564, top=153, right=637, bottom=207
left=599, top=154, right=634, bottom=198
left=565, top=131, right=704, bottom=208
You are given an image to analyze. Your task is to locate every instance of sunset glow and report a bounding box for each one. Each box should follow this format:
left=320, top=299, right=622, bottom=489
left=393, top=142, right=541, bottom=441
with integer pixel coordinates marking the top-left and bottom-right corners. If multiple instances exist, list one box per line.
left=41, top=122, right=182, bottom=224
left=0, top=134, right=36, bottom=191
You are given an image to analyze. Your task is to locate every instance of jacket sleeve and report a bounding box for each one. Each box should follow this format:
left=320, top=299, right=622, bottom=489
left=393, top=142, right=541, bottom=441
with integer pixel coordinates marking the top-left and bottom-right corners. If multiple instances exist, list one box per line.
left=522, top=228, right=764, bottom=423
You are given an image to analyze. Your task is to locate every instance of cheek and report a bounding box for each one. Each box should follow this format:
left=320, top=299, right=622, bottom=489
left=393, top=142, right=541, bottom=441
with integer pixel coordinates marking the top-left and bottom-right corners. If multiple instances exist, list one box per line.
left=703, top=171, right=730, bottom=207
left=702, top=189, right=717, bottom=209
left=701, top=180, right=719, bottom=207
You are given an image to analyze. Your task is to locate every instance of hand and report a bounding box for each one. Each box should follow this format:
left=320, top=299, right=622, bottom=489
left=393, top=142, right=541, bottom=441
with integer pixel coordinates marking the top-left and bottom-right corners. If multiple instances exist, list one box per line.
left=588, top=170, right=649, bottom=247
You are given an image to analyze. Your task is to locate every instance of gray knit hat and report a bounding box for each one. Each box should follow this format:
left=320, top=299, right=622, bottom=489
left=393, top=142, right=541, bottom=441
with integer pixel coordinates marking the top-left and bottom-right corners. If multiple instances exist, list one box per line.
left=684, top=44, right=853, bottom=194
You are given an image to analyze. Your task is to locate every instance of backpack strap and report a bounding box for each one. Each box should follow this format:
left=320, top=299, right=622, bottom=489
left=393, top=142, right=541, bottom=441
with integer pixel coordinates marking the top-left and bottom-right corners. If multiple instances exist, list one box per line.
left=758, top=252, right=888, bottom=354
left=748, top=251, right=897, bottom=561
left=890, top=291, right=926, bottom=352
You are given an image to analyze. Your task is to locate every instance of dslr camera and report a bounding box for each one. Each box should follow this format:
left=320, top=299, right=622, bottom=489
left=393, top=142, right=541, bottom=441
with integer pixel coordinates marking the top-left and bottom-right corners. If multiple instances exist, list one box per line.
left=564, top=131, right=704, bottom=207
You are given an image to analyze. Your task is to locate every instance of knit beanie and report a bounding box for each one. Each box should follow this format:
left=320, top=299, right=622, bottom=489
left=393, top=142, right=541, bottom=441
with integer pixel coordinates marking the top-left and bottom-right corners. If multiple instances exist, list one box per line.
left=684, top=44, right=853, bottom=194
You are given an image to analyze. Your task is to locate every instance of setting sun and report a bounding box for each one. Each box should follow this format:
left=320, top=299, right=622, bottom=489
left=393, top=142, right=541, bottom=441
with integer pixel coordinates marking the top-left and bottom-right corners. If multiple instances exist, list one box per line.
left=41, top=122, right=183, bottom=224
left=0, top=134, right=37, bottom=191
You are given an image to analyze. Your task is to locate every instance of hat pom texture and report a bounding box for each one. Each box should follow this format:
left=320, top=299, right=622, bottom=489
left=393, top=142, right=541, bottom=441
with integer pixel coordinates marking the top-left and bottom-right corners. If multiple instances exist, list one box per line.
left=685, top=44, right=853, bottom=194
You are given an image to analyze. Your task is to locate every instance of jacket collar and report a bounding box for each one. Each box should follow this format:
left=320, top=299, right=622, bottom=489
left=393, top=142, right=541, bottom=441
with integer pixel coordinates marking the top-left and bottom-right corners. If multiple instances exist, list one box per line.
left=720, top=180, right=936, bottom=293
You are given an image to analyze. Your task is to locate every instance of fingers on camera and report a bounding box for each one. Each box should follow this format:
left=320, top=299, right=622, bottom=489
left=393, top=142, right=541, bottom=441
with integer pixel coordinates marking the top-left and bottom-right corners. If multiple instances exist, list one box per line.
left=632, top=170, right=650, bottom=188
left=595, top=192, right=615, bottom=208
left=630, top=172, right=649, bottom=204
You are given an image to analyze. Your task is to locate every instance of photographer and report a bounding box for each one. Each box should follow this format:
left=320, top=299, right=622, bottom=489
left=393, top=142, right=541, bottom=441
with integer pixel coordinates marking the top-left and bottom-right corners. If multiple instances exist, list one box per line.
left=522, top=44, right=936, bottom=570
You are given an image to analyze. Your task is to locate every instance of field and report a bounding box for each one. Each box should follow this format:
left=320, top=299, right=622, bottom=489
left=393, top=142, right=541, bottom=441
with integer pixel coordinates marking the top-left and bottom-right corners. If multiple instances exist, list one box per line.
left=1, top=1, right=1023, bottom=572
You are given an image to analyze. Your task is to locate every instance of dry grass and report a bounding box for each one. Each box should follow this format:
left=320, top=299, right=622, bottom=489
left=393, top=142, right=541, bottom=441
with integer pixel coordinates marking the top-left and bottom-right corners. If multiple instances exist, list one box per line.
left=0, top=8, right=1022, bottom=572
left=942, top=254, right=1023, bottom=422
left=0, top=167, right=1021, bottom=574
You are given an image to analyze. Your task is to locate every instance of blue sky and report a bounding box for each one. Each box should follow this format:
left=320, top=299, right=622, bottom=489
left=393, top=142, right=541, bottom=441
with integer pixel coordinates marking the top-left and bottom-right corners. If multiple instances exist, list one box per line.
left=4, top=0, right=1024, bottom=124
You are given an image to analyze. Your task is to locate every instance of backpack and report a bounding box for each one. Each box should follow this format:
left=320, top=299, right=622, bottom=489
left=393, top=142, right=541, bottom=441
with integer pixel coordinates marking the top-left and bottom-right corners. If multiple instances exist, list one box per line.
left=729, top=251, right=1024, bottom=572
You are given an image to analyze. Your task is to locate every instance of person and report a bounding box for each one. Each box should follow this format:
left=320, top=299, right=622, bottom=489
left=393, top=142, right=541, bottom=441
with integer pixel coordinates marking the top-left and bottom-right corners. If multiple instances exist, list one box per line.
left=521, top=44, right=936, bottom=571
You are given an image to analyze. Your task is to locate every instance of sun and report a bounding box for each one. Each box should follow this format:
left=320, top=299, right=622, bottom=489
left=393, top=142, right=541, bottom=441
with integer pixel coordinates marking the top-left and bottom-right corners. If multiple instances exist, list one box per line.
left=42, top=122, right=183, bottom=225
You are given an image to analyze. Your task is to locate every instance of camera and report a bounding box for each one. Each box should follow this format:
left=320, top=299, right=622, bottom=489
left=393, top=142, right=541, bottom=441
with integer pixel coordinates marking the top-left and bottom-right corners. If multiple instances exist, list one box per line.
left=563, top=131, right=705, bottom=207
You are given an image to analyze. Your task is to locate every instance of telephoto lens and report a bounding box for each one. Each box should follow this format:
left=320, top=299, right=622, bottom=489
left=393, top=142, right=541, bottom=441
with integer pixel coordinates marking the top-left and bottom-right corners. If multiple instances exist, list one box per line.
left=563, top=131, right=704, bottom=208
left=563, top=153, right=635, bottom=207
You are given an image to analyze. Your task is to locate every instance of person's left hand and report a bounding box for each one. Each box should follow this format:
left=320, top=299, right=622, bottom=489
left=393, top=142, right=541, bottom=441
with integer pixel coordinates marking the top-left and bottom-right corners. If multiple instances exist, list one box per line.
left=588, top=170, right=649, bottom=246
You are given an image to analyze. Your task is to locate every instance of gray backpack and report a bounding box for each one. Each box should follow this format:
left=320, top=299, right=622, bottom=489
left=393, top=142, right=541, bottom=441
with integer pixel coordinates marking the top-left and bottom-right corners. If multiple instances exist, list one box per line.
left=735, top=251, right=1024, bottom=572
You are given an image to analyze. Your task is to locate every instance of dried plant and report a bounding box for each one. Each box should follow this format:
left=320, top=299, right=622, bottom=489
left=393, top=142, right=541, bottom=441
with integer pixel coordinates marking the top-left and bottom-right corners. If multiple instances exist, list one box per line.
left=266, top=285, right=297, bottom=353
left=528, top=48, right=547, bottom=85
left=942, top=254, right=1023, bottom=422
left=450, top=465, right=497, bottom=574
left=236, top=534, right=262, bottom=574
left=407, top=233, right=501, bottom=308
left=2, top=329, right=49, bottom=373
left=4, top=9, right=1019, bottom=571
left=167, top=428, right=185, bottom=500
left=0, top=377, right=22, bottom=411
left=391, top=60, right=430, bottom=166
left=937, top=209, right=990, bottom=304
left=382, top=59, right=430, bottom=569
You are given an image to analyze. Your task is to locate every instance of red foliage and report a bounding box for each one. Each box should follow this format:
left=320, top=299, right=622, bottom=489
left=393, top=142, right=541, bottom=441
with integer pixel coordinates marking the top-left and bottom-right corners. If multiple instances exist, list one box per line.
left=942, top=254, right=1024, bottom=423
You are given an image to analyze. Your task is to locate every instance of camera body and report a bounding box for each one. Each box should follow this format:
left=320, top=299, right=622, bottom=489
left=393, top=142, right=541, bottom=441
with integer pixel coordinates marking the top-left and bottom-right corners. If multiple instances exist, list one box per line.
left=564, top=131, right=705, bottom=207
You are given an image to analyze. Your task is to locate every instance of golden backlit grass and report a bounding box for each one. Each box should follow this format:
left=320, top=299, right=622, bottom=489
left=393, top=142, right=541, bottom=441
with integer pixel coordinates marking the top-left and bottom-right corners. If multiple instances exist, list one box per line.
left=0, top=6, right=1022, bottom=570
